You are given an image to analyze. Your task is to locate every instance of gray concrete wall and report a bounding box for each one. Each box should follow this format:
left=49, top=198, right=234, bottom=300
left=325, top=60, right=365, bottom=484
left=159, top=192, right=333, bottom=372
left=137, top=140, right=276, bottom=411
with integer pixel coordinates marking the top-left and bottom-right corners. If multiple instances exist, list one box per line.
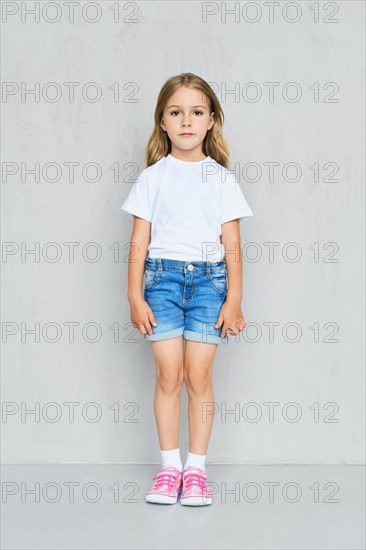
left=2, top=1, right=364, bottom=464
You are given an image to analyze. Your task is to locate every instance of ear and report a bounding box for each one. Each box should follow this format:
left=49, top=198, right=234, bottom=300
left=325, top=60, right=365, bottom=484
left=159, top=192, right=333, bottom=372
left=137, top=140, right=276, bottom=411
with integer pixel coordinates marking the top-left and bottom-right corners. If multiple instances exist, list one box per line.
left=160, top=119, right=166, bottom=132
left=208, top=112, right=215, bottom=130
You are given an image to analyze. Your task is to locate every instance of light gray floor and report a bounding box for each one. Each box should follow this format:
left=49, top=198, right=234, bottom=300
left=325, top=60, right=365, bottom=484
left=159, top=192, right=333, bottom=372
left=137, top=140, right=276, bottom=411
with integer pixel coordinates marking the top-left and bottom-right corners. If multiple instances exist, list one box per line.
left=1, top=464, right=364, bottom=549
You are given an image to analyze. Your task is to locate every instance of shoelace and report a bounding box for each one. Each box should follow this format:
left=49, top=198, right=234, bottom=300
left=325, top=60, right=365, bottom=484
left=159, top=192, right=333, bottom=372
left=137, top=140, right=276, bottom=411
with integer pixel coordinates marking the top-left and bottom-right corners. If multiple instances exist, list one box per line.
left=183, top=471, right=208, bottom=491
left=153, top=471, right=178, bottom=489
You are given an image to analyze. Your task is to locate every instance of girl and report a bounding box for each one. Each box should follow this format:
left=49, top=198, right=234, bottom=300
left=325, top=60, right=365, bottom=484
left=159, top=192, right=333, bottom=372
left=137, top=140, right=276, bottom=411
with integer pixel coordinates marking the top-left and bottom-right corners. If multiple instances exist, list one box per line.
left=121, top=73, right=253, bottom=506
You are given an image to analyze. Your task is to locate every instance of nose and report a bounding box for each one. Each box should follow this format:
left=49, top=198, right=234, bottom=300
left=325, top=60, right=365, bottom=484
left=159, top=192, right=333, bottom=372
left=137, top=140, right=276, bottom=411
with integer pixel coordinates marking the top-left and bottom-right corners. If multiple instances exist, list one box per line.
left=182, top=117, right=191, bottom=127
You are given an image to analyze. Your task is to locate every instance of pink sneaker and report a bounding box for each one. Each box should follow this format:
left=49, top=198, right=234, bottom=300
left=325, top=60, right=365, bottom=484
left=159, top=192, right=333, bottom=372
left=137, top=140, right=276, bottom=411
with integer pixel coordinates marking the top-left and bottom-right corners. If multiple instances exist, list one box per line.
left=145, top=466, right=183, bottom=504
left=180, top=466, right=213, bottom=506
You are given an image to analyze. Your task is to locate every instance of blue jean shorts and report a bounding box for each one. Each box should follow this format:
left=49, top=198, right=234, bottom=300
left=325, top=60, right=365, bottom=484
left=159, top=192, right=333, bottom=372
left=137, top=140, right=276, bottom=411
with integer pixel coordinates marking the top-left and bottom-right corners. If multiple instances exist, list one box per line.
left=143, top=257, right=229, bottom=345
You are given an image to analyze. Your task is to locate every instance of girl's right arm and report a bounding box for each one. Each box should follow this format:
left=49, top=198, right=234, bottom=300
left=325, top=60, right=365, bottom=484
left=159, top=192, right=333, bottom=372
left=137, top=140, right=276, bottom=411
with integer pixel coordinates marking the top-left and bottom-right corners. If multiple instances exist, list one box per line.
left=126, top=216, right=157, bottom=335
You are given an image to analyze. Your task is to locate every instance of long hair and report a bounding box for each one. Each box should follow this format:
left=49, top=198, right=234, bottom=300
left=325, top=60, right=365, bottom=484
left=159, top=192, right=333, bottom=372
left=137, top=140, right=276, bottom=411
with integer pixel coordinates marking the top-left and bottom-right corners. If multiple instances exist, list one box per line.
left=144, top=73, right=230, bottom=168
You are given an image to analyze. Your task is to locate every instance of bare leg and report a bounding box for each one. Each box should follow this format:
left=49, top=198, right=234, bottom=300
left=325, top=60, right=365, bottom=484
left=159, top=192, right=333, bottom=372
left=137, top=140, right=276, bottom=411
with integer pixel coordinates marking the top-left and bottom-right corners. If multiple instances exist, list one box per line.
left=150, top=336, right=184, bottom=450
left=183, top=340, right=218, bottom=454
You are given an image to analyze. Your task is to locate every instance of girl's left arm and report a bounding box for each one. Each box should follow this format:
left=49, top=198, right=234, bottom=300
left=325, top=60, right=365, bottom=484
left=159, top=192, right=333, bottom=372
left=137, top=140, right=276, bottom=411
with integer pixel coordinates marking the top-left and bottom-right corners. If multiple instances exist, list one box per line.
left=215, top=220, right=246, bottom=337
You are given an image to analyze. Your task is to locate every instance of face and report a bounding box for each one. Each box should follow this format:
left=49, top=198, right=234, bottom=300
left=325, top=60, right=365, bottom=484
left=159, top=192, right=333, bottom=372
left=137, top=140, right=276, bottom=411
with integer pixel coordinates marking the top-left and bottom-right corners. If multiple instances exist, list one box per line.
left=160, top=86, right=214, bottom=158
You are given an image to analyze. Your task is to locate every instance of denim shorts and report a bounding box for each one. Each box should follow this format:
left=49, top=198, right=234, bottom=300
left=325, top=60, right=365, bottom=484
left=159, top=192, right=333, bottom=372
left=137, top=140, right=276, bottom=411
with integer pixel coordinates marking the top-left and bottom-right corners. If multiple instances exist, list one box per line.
left=143, top=257, right=229, bottom=345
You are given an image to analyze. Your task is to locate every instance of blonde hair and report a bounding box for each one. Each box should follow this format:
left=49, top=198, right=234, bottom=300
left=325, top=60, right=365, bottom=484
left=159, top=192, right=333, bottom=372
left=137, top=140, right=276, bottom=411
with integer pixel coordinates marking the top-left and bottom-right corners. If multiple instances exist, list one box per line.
left=144, top=73, right=230, bottom=168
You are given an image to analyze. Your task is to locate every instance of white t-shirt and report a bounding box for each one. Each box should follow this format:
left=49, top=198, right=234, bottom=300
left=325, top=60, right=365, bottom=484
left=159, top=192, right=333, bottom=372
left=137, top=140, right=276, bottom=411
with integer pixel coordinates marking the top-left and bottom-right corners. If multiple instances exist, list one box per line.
left=120, top=153, right=254, bottom=262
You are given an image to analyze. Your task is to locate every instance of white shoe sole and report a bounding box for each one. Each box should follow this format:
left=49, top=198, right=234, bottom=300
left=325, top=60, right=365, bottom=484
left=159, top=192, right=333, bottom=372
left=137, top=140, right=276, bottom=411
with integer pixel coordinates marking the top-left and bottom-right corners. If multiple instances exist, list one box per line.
left=180, top=496, right=213, bottom=506
left=145, top=493, right=178, bottom=504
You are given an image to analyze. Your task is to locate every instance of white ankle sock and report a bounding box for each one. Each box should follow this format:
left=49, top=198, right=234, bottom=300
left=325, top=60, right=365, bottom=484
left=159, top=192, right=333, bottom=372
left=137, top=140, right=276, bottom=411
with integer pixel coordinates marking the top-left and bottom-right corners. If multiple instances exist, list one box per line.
left=183, top=451, right=207, bottom=472
left=160, top=447, right=183, bottom=471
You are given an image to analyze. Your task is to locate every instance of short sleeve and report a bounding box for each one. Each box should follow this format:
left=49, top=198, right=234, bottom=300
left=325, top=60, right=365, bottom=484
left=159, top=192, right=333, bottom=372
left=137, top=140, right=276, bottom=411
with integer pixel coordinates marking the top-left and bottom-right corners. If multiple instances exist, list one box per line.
left=120, top=170, right=152, bottom=222
left=220, top=174, right=254, bottom=225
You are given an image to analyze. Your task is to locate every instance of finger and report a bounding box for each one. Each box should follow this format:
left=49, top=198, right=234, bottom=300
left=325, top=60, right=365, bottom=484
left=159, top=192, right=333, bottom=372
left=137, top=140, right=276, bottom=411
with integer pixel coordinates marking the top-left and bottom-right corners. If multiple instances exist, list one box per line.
left=238, top=319, right=246, bottom=332
left=220, top=324, right=227, bottom=338
left=147, top=310, right=158, bottom=327
left=146, top=314, right=159, bottom=335
left=214, top=314, right=224, bottom=329
left=145, top=317, right=159, bottom=335
left=139, top=324, right=148, bottom=335
left=228, top=324, right=239, bottom=336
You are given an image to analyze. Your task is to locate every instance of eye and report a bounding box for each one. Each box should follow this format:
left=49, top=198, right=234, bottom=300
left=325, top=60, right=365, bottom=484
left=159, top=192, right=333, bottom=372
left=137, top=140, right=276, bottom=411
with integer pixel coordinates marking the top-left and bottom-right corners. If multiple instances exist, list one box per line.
left=170, top=110, right=180, bottom=116
left=193, top=111, right=204, bottom=116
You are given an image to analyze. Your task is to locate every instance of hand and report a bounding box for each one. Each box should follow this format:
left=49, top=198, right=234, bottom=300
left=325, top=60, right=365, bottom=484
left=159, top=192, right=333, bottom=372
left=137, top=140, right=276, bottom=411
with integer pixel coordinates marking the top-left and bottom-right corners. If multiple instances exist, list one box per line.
left=214, top=298, right=246, bottom=338
left=129, top=296, right=158, bottom=336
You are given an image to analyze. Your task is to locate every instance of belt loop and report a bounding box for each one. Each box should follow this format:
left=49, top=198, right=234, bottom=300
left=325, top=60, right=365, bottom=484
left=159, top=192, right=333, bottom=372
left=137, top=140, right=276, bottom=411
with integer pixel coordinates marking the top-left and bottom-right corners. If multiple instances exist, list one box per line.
left=157, top=258, right=162, bottom=274
left=206, top=261, right=210, bottom=278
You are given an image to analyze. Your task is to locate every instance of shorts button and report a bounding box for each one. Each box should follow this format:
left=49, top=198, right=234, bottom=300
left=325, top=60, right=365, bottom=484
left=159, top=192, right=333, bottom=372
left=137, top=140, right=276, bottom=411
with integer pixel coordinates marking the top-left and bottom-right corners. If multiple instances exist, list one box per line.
left=187, top=264, right=193, bottom=271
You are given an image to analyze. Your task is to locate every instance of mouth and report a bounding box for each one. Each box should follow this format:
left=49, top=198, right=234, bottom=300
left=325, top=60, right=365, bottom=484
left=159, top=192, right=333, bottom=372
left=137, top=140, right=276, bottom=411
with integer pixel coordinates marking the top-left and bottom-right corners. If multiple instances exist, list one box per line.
left=180, top=133, right=194, bottom=136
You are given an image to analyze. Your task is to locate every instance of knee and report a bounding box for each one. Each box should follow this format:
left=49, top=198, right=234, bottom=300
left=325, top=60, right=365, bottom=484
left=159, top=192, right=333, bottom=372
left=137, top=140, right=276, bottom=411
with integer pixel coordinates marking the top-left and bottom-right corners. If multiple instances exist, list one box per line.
left=156, top=367, right=184, bottom=395
left=184, top=370, right=211, bottom=395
